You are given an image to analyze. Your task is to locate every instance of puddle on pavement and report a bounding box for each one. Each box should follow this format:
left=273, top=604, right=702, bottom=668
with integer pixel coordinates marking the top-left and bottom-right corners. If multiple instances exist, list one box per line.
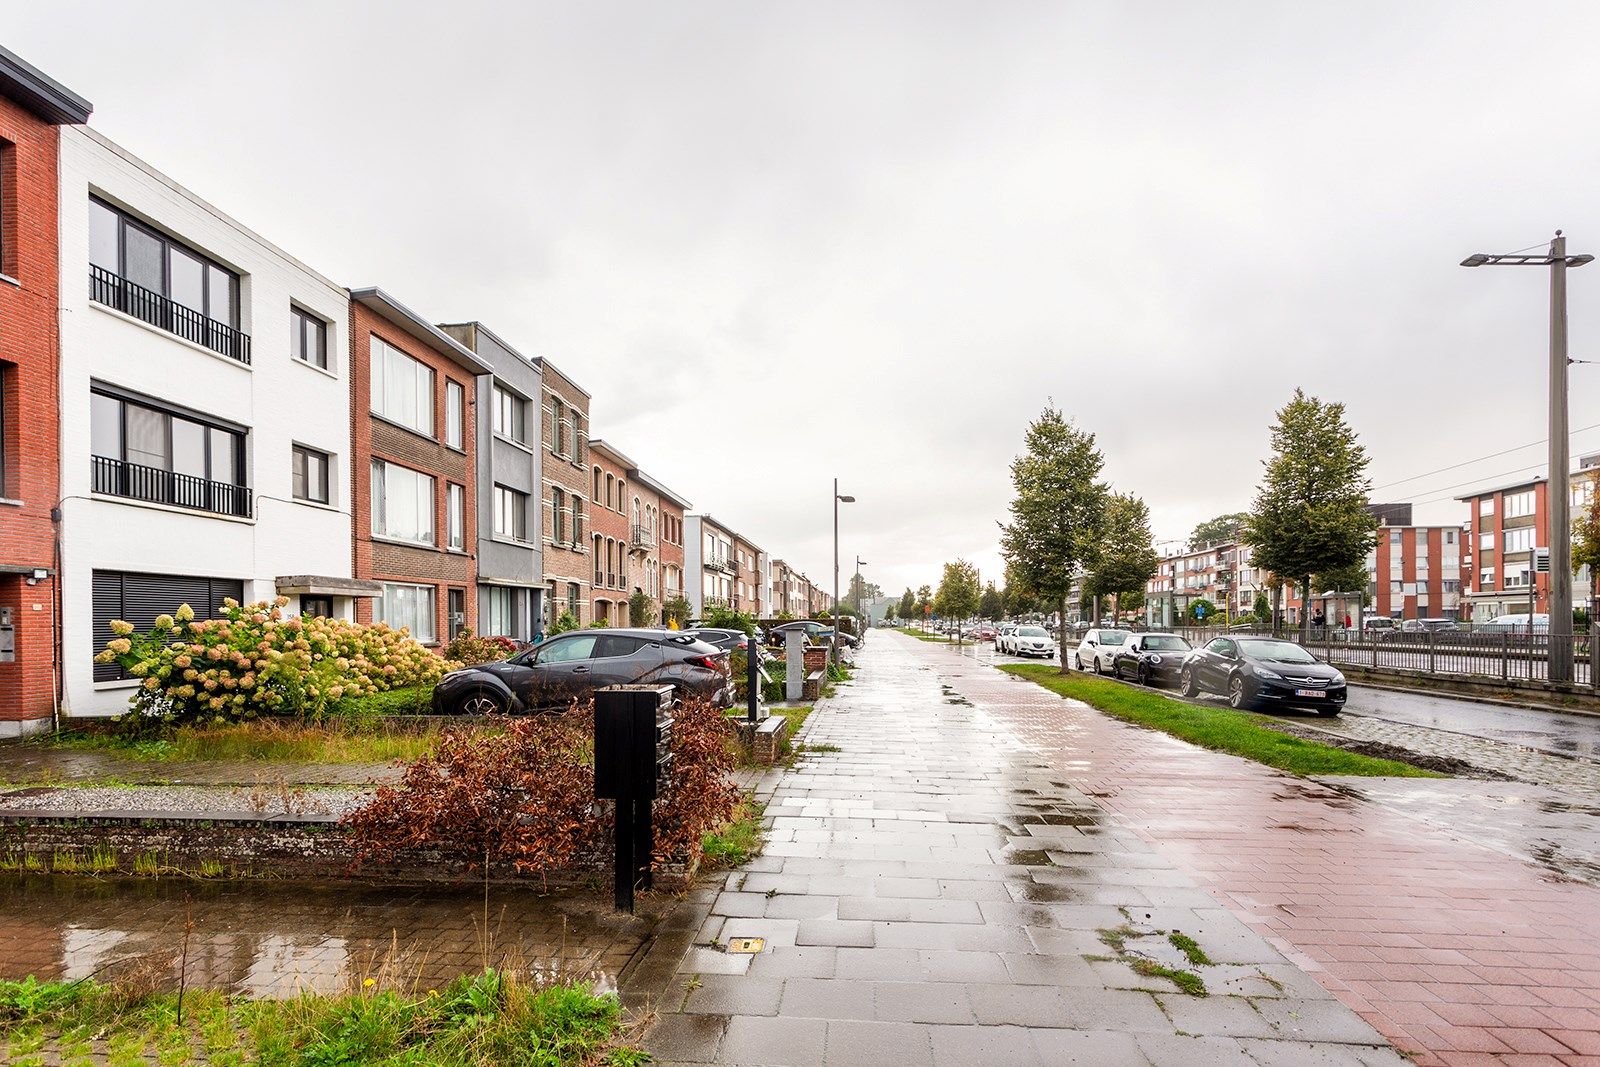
left=998, top=848, right=1056, bottom=866
left=1012, top=882, right=1087, bottom=903
left=0, top=875, right=657, bottom=998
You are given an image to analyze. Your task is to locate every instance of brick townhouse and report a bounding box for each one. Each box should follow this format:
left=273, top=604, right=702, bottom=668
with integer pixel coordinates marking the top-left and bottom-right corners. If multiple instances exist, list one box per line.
left=1457, top=459, right=1600, bottom=623
left=588, top=440, right=632, bottom=625
left=650, top=477, right=688, bottom=610
left=350, top=288, right=490, bottom=647
left=0, top=47, right=90, bottom=734
left=588, top=441, right=692, bottom=627
left=684, top=514, right=735, bottom=616
left=540, top=361, right=591, bottom=627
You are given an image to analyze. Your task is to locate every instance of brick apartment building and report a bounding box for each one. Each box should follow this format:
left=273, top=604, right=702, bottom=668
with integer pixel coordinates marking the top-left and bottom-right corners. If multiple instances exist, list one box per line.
left=1367, top=517, right=1464, bottom=621
left=731, top=532, right=763, bottom=614
left=685, top=514, right=735, bottom=616
left=592, top=443, right=691, bottom=627
left=350, top=288, right=490, bottom=646
left=651, top=478, right=688, bottom=610
left=1456, top=460, right=1600, bottom=622
left=588, top=440, right=632, bottom=625
left=540, top=360, right=591, bottom=627
left=0, top=48, right=90, bottom=734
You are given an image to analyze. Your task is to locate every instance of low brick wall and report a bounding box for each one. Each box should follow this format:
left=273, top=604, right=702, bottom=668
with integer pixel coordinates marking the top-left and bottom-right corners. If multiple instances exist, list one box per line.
left=0, top=813, right=697, bottom=888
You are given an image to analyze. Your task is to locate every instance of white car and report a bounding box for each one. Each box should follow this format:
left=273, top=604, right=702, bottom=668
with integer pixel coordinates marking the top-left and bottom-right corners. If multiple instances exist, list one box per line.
left=1010, top=625, right=1055, bottom=658
left=1074, top=628, right=1129, bottom=673
left=996, top=623, right=1019, bottom=653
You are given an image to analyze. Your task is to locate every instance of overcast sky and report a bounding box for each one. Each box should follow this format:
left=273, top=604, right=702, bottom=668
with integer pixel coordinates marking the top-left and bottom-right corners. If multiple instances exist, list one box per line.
left=14, top=2, right=1600, bottom=597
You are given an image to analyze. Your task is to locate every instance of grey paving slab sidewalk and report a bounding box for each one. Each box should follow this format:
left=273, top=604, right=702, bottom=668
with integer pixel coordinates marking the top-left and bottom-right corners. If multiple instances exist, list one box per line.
left=626, top=641, right=1405, bottom=1066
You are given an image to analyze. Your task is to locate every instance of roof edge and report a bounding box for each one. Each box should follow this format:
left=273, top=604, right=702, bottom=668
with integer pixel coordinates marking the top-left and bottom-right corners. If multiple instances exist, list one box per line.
left=351, top=289, right=492, bottom=375
left=0, top=44, right=92, bottom=125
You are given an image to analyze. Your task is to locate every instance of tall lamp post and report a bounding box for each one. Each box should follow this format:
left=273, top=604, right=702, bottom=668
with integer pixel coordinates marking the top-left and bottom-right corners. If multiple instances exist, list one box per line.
left=1462, top=232, right=1593, bottom=683
left=854, top=556, right=869, bottom=621
left=833, top=479, right=855, bottom=665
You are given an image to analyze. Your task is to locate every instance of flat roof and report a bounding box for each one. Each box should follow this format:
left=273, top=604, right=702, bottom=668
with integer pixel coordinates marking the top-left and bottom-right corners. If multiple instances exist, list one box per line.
left=351, top=289, right=493, bottom=375
left=0, top=44, right=92, bottom=125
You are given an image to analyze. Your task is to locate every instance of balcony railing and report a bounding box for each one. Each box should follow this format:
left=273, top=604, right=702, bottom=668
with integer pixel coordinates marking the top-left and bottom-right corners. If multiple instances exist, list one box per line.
left=91, top=265, right=252, bottom=365
left=630, top=524, right=656, bottom=550
left=705, top=558, right=735, bottom=576
left=92, top=455, right=252, bottom=518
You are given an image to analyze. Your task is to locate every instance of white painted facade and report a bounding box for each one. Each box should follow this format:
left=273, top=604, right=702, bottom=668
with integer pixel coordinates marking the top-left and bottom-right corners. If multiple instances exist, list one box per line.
left=57, top=126, right=353, bottom=718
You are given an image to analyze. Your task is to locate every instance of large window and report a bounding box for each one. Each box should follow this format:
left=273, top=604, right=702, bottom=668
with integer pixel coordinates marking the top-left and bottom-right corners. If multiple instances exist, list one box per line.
left=447, top=483, right=465, bottom=550
left=551, top=398, right=566, bottom=456
left=446, top=380, right=464, bottom=450
left=370, top=459, right=435, bottom=545
left=290, top=306, right=328, bottom=369
left=375, top=582, right=435, bottom=643
left=572, top=497, right=584, bottom=543
left=89, top=387, right=248, bottom=516
left=552, top=487, right=566, bottom=542
left=291, top=444, right=330, bottom=504
left=88, top=198, right=245, bottom=361
left=484, top=586, right=515, bottom=637
left=494, top=385, right=528, bottom=444
left=1504, top=527, right=1535, bottom=553
left=494, top=485, right=528, bottom=541
left=93, top=571, right=242, bottom=681
left=1504, top=491, right=1536, bottom=519
left=0, top=362, right=9, bottom=499
left=369, top=336, right=434, bottom=436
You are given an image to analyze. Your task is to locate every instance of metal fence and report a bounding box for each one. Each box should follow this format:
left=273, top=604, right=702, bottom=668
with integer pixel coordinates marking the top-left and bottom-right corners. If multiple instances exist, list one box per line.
left=1158, top=624, right=1598, bottom=688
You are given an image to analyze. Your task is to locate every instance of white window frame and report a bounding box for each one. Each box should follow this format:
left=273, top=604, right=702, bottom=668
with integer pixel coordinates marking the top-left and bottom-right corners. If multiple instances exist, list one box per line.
left=447, top=482, right=465, bottom=551
left=370, top=336, right=434, bottom=436
left=376, top=582, right=436, bottom=643
left=370, top=459, right=436, bottom=546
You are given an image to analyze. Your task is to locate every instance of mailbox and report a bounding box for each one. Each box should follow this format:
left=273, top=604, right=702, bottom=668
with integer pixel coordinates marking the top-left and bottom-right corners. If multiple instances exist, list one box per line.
left=0, top=607, right=14, bottom=664
left=594, top=684, right=674, bottom=912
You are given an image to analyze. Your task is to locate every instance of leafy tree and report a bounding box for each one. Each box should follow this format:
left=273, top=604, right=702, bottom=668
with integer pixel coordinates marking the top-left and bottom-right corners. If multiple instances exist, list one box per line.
left=898, top=588, right=917, bottom=622
left=1186, top=598, right=1218, bottom=624
left=661, top=595, right=692, bottom=627
left=704, top=603, right=756, bottom=635
left=1084, top=493, right=1158, bottom=617
left=628, top=588, right=656, bottom=627
left=884, top=599, right=898, bottom=623
left=548, top=610, right=579, bottom=636
left=1242, top=389, right=1376, bottom=640
left=1190, top=512, right=1249, bottom=548
left=1573, top=487, right=1600, bottom=584
left=1315, top=561, right=1372, bottom=609
left=999, top=405, right=1107, bottom=669
left=915, top=585, right=933, bottom=628
left=1252, top=592, right=1270, bottom=621
left=933, top=560, right=982, bottom=642
left=978, top=582, right=1004, bottom=620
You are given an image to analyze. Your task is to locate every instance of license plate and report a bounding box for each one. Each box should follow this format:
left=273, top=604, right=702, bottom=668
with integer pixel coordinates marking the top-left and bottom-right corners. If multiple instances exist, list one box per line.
left=1294, top=688, right=1324, bottom=698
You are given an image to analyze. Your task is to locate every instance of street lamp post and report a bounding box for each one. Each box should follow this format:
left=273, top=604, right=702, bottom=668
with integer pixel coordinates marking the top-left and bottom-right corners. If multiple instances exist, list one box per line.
left=833, top=479, right=855, bottom=666
left=854, top=556, right=868, bottom=621
left=1463, top=233, right=1593, bottom=683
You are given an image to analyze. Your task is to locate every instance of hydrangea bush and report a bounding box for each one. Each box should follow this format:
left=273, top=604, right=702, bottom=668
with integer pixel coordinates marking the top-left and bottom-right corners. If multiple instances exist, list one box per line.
left=95, top=597, right=451, bottom=723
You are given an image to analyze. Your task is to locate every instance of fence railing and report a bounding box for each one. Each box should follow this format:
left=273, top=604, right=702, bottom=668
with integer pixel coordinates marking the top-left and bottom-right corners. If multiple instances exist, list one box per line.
left=91, top=265, right=252, bottom=365
left=92, top=455, right=252, bottom=518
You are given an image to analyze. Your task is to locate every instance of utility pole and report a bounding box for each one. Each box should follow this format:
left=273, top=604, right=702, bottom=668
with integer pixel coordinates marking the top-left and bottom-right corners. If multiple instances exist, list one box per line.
left=1550, top=234, right=1575, bottom=682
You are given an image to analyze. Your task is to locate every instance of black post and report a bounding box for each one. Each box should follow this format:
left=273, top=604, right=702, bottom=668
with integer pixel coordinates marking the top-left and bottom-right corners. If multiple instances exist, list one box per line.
left=613, top=797, right=634, bottom=913
left=636, top=797, right=654, bottom=891
left=747, top=635, right=760, bottom=724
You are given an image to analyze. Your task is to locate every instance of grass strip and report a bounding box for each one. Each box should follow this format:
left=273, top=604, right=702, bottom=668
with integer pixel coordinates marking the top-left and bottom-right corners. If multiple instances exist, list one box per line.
left=42, top=717, right=448, bottom=766
left=1000, top=664, right=1443, bottom=778
left=701, top=795, right=766, bottom=869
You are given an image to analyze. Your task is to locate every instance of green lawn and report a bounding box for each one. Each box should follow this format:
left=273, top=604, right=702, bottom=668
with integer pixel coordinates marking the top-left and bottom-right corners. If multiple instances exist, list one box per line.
left=1000, top=664, right=1442, bottom=778
left=46, top=717, right=446, bottom=765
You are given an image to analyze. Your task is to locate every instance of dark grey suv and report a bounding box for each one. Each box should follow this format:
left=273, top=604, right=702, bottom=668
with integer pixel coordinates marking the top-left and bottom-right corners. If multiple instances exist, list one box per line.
left=432, top=628, right=732, bottom=715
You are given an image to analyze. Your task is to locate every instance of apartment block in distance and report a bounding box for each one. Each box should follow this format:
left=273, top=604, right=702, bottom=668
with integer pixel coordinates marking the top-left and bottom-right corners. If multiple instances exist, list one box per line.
left=539, top=360, right=591, bottom=626
left=588, top=440, right=632, bottom=625
left=1457, top=460, right=1600, bottom=622
left=351, top=289, right=490, bottom=647
left=59, top=124, right=363, bottom=718
left=0, top=46, right=90, bottom=734
left=438, top=321, right=543, bottom=641
left=684, top=514, right=736, bottom=616
left=1363, top=504, right=1465, bottom=621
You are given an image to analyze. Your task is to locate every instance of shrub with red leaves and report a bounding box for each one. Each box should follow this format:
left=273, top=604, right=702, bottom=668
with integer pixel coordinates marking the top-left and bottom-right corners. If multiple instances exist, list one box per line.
left=343, top=695, right=739, bottom=878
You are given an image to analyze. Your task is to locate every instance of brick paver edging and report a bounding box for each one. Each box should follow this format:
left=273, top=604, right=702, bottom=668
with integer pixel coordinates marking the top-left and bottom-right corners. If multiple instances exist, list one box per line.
left=921, top=635, right=1600, bottom=1066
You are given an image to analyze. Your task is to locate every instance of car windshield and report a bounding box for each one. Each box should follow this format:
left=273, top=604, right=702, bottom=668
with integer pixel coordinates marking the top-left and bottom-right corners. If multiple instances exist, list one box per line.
left=1019, top=627, right=1047, bottom=637
left=1101, top=632, right=1126, bottom=646
left=1239, top=639, right=1317, bottom=664
left=1143, top=635, right=1189, bottom=651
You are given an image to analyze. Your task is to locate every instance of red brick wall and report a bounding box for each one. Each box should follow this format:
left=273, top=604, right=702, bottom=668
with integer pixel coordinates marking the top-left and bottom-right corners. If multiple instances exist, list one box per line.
left=540, top=366, right=590, bottom=622
left=348, top=302, right=476, bottom=646
left=588, top=448, right=629, bottom=621
left=0, top=98, right=62, bottom=725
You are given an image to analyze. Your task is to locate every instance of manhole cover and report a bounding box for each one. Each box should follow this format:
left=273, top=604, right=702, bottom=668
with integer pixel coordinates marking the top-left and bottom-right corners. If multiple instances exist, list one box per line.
left=726, top=937, right=765, bottom=954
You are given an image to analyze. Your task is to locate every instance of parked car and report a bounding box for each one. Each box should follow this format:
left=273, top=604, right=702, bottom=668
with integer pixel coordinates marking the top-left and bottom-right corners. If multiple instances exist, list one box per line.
left=1073, top=628, right=1129, bottom=673
left=1399, top=617, right=1460, bottom=634
left=680, top=627, right=769, bottom=662
left=432, top=628, right=732, bottom=715
left=1110, top=633, right=1193, bottom=687
left=769, top=620, right=831, bottom=645
left=1008, top=625, right=1056, bottom=658
left=971, top=626, right=998, bottom=642
left=1477, top=613, right=1549, bottom=633
left=995, top=623, right=1019, bottom=652
left=1178, top=636, right=1345, bottom=714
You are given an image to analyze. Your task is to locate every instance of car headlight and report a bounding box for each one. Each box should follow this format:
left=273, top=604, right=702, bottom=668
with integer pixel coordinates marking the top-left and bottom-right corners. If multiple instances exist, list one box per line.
left=1253, top=666, right=1282, bottom=679
left=1146, top=654, right=1163, bottom=664
left=1331, top=671, right=1345, bottom=686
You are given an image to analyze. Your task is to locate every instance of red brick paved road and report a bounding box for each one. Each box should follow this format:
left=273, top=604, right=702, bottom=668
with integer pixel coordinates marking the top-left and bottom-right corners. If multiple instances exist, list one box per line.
left=911, top=633, right=1600, bottom=1067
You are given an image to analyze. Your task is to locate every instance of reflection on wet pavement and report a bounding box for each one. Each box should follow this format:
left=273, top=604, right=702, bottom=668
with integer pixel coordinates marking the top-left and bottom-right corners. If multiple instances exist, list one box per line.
left=0, top=875, right=660, bottom=997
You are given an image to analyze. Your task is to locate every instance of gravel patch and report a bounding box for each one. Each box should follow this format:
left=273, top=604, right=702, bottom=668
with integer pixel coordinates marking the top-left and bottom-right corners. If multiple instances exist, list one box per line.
left=0, top=784, right=373, bottom=818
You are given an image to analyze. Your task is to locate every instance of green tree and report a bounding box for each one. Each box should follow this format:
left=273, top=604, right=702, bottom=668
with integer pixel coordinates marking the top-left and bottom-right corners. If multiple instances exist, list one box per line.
left=628, top=588, right=656, bottom=627
left=999, top=405, right=1107, bottom=670
left=1084, top=493, right=1158, bottom=618
left=1242, top=389, right=1377, bottom=640
left=1252, top=592, right=1270, bottom=622
left=915, top=584, right=933, bottom=629
left=1190, top=512, right=1249, bottom=548
left=1186, top=598, right=1218, bottom=624
left=1315, top=561, right=1372, bottom=610
left=661, top=595, right=692, bottom=627
left=1573, top=488, right=1600, bottom=584
left=978, top=582, right=1004, bottom=620
left=933, top=560, right=982, bottom=643
left=898, top=588, right=917, bottom=623
left=884, top=599, right=898, bottom=624
left=548, top=610, right=579, bottom=636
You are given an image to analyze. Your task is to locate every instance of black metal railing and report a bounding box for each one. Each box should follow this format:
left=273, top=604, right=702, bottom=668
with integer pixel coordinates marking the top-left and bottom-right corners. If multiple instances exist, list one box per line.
left=92, top=455, right=252, bottom=518
left=90, top=265, right=252, bottom=365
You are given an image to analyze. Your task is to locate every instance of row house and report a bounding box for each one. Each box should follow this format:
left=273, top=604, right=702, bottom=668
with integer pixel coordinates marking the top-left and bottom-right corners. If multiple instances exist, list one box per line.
left=0, top=48, right=91, bottom=734
left=590, top=440, right=691, bottom=625
left=540, top=361, right=591, bottom=627
left=770, top=559, right=810, bottom=617
left=588, top=440, right=633, bottom=625
left=61, top=125, right=370, bottom=718
left=730, top=532, right=768, bottom=615
left=1456, top=459, right=1600, bottom=622
left=684, top=514, right=736, bottom=615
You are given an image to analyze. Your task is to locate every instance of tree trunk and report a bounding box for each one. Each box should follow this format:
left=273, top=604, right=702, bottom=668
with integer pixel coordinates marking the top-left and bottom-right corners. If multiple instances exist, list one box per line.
left=1272, top=583, right=1283, bottom=636
left=1058, top=596, right=1070, bottom=673
left=1300, top=575, right=1313, bottom=642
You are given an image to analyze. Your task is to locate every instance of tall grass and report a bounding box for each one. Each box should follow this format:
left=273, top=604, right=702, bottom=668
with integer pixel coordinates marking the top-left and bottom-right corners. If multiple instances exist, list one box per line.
left=51, top=718, right=450, bottom=765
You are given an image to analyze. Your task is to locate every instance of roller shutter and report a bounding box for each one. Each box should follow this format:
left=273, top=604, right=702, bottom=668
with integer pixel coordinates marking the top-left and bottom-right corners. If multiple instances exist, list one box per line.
left=91, top=570, right=244, bottom=681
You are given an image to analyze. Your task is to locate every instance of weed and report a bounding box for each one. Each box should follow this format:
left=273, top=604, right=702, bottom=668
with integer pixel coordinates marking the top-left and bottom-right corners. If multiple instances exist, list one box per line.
left=802, top=743, right=842, bottom=754
left=1097, top=925, right=1137, bottom=953
left=1129, top=958, right=1208, bottom=996
left=21, top=854, right=43, bottom=873
left=0, top=853, right=21, bottom=872
left=1168, top=932, right=1213, bottom=967
left=701, top=795, right=766, bottom=870
left=132, top=852, right=160, bottom=876
left=50, top=851, right=79, bottom=874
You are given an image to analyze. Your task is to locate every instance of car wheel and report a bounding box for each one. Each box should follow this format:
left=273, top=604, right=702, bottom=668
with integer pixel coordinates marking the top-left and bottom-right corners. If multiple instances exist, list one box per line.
left=1136, top=663, right=1150, bottom=687
left=1180, top=669, right=1198, bottom=698
left=1073, top=654, right=1083, bottom=671
left=1092, top=656, right=1103, bottom=675
left=1227, top=675, right=1253, bottom=710
left=458, top=689, right=504, bottom=716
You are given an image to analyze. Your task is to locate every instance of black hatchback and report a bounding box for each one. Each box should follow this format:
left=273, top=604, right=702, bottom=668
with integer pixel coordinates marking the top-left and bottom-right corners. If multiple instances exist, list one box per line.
left=432, top=628, right=732, bottom=715
left=1177, top=636, right=1346, bottom=715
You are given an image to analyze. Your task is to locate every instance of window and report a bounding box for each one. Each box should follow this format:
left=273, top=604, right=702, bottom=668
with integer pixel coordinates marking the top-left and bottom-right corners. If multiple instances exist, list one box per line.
left=572, top=497, right=584, bottom=543
left=93, top=570, right=243, bottom=681
left=1389, top=529, right=1402, bottom=545
left=0, top=362, right=9, bottom=499
left=1504, top=527, right=1534, bottom=553
left=493, top=385, right=528, bottom=444
left=1479, top=497, right=1494, bottom=516
left=447, top=483, right=465, bottom=550
left=605, top=474, right=614, bottom=509
left=494, top=485, right=528, bottom=541
left=593, top=467, right=603, bottom=500
left=290, top=306, right=327, bottom=369
left=551, top=398, right=566, bottom=455
left=1480, top=567, right=1495, bottom=590
left=484, top=586, right=514, bottom=636
left=1505, top=491, right=1536, bottom=519
left=617, top=482, right=626, bottom=512
left=0, top=140, right=13, bottom=276
left=594, top=534, right=605, bottom=584
left=1479, top=532, right=1494, bottom=551
left=1390, top=580, right=1403, bottom=593
left=370, top=459, right=435, bottom=545
left=369, top=336, right=434, bottom=435
left=1445, top=529, right=1457, bottom=545
left=551, top=488, right=566, bottom=542
left=291, top=444, right=330, bottom=504
left=375, top=582, right=435, bottom=643
left=1442, top=579, right=1460, bottom=594
left=89, top=387, right=248, bottom=516
left=302, top=596, right=333, bottom=619
left=566, top=582, right=581, bottom=620
left=1505, top=564, right=1531, bottom=588
left=537, top=634, right=597, bottom=664
left=446, top=380, right=464, bottom=449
